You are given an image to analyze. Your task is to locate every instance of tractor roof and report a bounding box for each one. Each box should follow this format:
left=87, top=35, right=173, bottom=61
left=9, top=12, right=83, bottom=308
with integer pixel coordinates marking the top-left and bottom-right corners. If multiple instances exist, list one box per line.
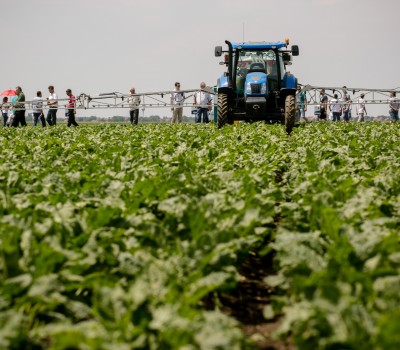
left=231, top=41, right=287, bottom=50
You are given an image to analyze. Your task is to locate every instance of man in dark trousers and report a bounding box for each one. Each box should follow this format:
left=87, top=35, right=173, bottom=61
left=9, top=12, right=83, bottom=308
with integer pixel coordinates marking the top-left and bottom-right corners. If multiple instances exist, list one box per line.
left=319, top=89, right=328, bottom=120
left=12, top=86, right=27, bottom=127
left=128, top=87, right=141, bottom=124
left=194, top=82, right=212, bottom=123
left=46, top=85, right=58, bottom=126
left=66, top=89, right=79, bottom=127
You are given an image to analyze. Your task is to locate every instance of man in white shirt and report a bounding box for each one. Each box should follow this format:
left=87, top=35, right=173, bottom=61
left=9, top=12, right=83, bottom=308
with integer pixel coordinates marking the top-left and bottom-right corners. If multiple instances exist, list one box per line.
left=46, top=85, right=58, bottom=126
left=194, top=82, right=212, bottom=123
left=388, top=91, right=399, bottom=121
left=127, top=87, right=141, bottom=124
left=329, top=93, right=342, bottom=122
left=32, top=91, right=45, bottom=127
left=357, top=93, right=367, bottom=122
left=170, top=82, right=185, bottom=123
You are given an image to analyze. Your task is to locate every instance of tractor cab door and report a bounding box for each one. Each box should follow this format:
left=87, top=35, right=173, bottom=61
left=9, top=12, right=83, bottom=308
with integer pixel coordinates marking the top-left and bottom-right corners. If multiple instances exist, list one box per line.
left=265, top=51, right=284, bottom=92
left=235, top=54, right=250, bottom=93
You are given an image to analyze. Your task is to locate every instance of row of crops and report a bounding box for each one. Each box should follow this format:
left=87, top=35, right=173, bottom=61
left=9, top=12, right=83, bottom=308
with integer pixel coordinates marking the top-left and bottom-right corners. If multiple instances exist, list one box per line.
left=0, top=122, right=399, bottom=349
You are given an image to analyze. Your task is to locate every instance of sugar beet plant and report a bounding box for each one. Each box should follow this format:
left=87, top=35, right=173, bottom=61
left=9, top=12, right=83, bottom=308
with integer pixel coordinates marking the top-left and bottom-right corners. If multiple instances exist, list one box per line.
left=0, top=122, right=399, bottom=349
left=0, top=123, right=284, bottom=350
left=264, top=122, right=400, bottom=350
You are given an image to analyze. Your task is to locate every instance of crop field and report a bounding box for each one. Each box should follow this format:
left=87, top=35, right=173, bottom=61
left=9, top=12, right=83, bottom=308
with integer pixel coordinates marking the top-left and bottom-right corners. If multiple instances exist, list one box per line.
left=0, top=122, right=399, bottom=350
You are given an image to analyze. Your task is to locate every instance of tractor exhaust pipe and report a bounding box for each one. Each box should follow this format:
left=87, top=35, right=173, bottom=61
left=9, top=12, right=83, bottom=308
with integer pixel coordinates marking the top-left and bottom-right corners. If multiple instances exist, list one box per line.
left=225, top=40, right=234, bottom=89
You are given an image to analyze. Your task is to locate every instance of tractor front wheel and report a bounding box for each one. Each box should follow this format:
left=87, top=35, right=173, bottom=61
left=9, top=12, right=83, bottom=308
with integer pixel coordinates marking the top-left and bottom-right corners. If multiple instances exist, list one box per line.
left=217, top=93, right=229, bottom=129
left=285, top=94, right=295, bottom=134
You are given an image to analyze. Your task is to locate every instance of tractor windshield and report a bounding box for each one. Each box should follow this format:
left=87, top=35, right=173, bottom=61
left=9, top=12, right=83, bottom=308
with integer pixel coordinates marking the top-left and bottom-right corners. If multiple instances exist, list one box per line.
left=236, top=50, right=281, bottom=92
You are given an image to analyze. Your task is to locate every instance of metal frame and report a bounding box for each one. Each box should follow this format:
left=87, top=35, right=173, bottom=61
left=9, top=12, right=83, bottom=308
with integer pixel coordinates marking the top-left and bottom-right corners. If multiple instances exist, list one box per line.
left=4, top=88, right=215, bottom=112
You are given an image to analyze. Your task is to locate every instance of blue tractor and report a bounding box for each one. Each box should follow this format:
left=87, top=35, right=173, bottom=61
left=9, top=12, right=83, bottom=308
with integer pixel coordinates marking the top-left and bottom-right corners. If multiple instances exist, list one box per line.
left=215, top=40, right=299, bottom=133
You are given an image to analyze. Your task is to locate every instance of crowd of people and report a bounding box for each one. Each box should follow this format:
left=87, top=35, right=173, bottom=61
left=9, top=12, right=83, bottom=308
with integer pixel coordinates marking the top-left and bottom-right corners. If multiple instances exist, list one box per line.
left=126, top=81, right=212, bottom=125
left=297, top=86, right=399, bottom=122
left=169, top=81, right=212, bottom=124
left=1, top=86, right=79, bottom=127
left=0, top=82, right=213, bottom=127
left=2, top=83, right=398, bottom=127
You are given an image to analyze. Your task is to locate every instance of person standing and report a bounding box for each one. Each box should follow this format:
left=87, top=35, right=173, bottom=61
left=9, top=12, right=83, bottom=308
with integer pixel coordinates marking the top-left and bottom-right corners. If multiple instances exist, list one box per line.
left=342, top=86, right=350, bottom=100
left=319, top=89, right=328, bottom=120
left=348, top=100, right=353, bottom=120
left=329, top=94, right=342, bottom=122
left=66, top=89, right=79, bottom=127
left=342, top=86, right=352, bottom=120
left=388, top=91, right=399, bottom=121
left=8, top=96, right=17, bottom=126
left=32, top=91, right=46, bottom=127
left=46, top=85, right=58, bottom=126
left=341, top=94, right=351, bottom=122
left=1, top=97, right=9, bottom=127
left=171, top=82, right=185, bottom=123
left=357, top=93, right=367, bottom=122
left=194, top=82, right=212, bottom=123
left=127, top=87, right=141, bottom=124
left=12, top=86, right=27, bottom=127
left=296, top=86, right=308, bottom=121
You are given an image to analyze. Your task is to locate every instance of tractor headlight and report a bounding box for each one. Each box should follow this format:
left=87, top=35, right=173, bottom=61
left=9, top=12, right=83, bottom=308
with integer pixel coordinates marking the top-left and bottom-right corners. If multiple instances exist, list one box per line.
left=261, top=83, right=267, bottom=94
left=246, top=82, right=252, bottom=94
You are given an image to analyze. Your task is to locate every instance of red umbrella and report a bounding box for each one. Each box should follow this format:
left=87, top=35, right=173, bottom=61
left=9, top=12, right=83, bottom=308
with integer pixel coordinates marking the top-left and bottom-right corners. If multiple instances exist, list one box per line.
left=0, top=89, right=17, bottom=96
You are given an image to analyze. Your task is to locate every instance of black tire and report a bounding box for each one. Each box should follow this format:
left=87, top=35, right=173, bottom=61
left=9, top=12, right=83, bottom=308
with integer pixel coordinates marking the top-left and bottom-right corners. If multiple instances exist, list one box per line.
left=217, top=94, right=228, bottom=129
left=285, top=94, right=295, bottom=134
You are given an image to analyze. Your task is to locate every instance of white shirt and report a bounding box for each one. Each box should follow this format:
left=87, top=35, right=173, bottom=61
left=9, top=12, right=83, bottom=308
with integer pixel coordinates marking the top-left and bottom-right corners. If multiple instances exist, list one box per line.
left=32, top=97, right=43, bottom=114
left=1, top=103, right=9, bottom=114
left=194, top=91, right=212, bottom=108
left=357, top=98, right=366, bottom=114
left=389, top=97, right=400, bottom=111
left=171, top=90, right=185, bottom=107
left=48, top=92, right=58, bottom=108
left=330, top=98, right=341, bottom=113
left=127, top=95, right=141, bottom=110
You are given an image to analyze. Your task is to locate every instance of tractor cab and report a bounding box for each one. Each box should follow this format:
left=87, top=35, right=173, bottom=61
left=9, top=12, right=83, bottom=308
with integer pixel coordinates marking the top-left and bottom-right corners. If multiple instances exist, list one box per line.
left=235, top=49, right=282, bottom=94
left=215, top=40, right=299, bottom=133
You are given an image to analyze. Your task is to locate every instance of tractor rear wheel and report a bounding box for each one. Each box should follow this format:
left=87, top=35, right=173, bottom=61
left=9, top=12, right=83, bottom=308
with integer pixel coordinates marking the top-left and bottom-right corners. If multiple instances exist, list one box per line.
left=285, top=94, right=295, bottom=134
left=217, top=93, right=228, bottom=129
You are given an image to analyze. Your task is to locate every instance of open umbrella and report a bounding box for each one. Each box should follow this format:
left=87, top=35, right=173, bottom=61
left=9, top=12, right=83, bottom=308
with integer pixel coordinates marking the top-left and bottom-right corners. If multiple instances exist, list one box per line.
left=1, top=89, right=17, bottom=97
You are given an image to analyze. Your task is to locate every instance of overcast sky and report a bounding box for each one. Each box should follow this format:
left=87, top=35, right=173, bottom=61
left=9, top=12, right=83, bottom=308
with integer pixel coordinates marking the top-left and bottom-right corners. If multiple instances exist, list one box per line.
left=1, top=0, right=399, bottom=118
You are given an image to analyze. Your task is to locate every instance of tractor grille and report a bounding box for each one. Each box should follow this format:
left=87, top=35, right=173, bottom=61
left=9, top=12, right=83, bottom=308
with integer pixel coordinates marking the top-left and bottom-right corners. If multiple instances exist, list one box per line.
left=251, top=84, right=261, bottom=93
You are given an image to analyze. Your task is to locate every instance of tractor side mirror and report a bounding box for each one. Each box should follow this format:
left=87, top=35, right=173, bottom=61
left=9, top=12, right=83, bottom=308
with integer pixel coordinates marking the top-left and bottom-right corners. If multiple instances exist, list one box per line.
left=215, top=46, right=222, bottom=57
left=291, top=45, right=299, bottom=56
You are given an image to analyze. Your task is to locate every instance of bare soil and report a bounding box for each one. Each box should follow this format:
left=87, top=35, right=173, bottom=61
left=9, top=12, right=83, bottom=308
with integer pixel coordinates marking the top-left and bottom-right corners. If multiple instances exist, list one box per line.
left=204, top=250, right=294, bottom=350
